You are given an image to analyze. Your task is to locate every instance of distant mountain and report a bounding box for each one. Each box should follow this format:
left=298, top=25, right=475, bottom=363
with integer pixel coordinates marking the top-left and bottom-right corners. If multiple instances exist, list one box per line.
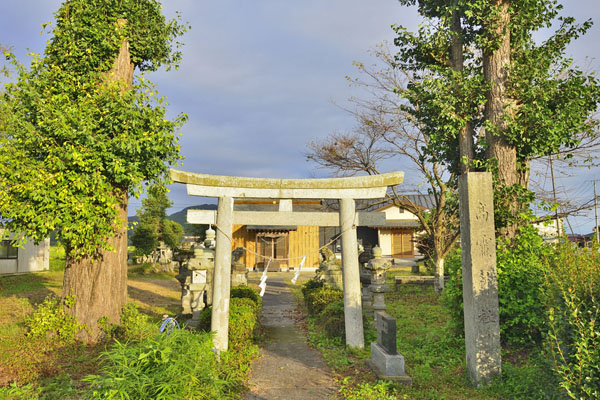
left=127, top=204, right=217, bottom=237
left=168, top=204, right=217, bottom=232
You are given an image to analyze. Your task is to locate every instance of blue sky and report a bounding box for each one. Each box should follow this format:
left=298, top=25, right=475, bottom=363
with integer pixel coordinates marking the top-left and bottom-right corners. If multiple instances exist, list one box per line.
left=1, top=1, right=599, bottom=234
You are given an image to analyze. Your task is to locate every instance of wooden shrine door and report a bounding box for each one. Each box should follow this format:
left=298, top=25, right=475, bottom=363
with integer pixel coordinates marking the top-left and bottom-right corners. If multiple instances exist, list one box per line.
left=391, top=229, right=414, bottom=258
left=257, top=232, right=289, bottom=271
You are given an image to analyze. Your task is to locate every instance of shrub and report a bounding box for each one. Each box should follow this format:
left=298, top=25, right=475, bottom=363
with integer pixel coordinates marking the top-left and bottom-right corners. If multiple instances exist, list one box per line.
left=544, top=242, right=600, bottom=399
left=228, top=297, right=260, bottom=347
left=301, top=277, right=324, bottom=298
left=25, top=295, right=81, bottom=342
left=305, top=286, right=343, bottom=316
left=197, top=287, right=262, bottom=334
left=192, top=294, right=261, bottom=396
left=443, top=226, right=552, bottom=345
left=84, top=329, right=224, bottom=399
left=100, top=302, right=157, bottom=341
left=231, top=285, right=262, bottom=310
left=318, top=300, right=345, bottom=338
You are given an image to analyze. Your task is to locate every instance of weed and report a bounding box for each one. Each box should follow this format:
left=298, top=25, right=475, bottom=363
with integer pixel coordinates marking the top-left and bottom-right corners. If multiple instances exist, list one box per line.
left=25, top=295, right=81, bottom=342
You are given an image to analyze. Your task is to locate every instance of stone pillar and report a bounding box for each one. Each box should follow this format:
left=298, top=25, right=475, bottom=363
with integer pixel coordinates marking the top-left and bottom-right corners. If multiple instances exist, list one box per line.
left=211, top=196, right=234, bottom=353
left=459, top=172, right=501, bottom=386
left=339, top=198, right=365, bottom=349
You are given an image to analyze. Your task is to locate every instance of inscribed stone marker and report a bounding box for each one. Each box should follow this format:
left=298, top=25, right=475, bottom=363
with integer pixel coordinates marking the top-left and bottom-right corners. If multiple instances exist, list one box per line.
left=377, top=312, right=397, bottom=355
left=458, top=172, right=501, bottom=386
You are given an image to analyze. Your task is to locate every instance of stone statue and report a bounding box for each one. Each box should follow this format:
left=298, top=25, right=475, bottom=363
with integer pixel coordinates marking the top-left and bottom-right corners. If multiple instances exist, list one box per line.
left=315, top=246, right=343, bottom=289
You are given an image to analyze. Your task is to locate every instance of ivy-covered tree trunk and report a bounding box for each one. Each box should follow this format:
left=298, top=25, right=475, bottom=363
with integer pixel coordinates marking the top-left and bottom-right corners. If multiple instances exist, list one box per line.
left=63, top=38, right=134, bottom=342
left=483, top=0, right=519, bottom=239
left=63, top=193, right=129, bottom=342
left=450, top=7, right=475, bottom=174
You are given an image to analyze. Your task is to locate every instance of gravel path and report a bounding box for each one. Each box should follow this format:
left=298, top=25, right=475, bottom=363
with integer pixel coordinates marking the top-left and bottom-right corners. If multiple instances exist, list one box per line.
left=245, top=275, right=339, bottom=400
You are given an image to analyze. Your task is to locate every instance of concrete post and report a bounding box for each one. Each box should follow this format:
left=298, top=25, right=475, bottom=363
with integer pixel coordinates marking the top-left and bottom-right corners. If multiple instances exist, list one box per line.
left=339, top=198, right=365, bottom=349
left=458, top=172, right=501, bottom=386
left=211, top=196, right=234, bottom=353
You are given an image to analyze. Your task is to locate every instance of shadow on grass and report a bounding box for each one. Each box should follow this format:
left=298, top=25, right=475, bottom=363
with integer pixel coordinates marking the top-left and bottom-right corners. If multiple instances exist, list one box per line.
left=127, top=283, right=180, bottom=317
left=0, top=272, right=62, bottom=305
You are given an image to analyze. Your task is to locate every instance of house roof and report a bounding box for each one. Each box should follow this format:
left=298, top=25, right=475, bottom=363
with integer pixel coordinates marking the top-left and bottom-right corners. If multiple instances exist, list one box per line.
left=374, top=220, right=421, bottom=229
left=368, top=194, right=436, bottom=212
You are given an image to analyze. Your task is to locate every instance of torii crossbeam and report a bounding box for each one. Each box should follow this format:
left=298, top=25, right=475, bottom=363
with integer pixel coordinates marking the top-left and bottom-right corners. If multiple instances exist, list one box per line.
left=171, top=169, right=404, bottom=353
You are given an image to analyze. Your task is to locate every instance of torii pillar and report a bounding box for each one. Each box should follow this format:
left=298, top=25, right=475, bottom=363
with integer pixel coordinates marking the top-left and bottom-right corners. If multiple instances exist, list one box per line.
left=171, top=169, right=404, bottom=353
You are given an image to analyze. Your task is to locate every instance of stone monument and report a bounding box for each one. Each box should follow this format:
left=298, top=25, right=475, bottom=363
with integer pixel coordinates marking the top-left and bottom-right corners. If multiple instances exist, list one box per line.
left=366, top=311, right=412, bottom=385
left=365, top=246, right=391, bottom=321
left=459, top=172, right=501, bottom=386
left=315, top=247, right=343, bottom=290
left=231, top=247, right=248, bottom=287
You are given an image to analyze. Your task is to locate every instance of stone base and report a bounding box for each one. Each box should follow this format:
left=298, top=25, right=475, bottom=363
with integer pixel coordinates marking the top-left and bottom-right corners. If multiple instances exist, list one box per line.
left=231, top=272, right=248, bottom=287
left=323, top=270, right=343, bottom=290
left=366, top=343, right=412, bottom=385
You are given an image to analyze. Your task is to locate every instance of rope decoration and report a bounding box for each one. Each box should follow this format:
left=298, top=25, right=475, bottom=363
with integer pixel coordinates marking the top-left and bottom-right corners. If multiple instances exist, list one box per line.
left=210, top=208, right=360, bottom=296
left=212, top=209, right=359, bottom=263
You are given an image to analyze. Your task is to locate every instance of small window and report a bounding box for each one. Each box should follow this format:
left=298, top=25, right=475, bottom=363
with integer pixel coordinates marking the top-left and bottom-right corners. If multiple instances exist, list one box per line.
left=0, top=240, right=18, bottom=259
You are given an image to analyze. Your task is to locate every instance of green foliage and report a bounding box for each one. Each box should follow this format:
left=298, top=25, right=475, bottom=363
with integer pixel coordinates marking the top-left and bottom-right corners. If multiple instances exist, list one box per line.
left=485, top=353, right=561, bottom=400
left=228, top=297, right=260, bottom=346
left=395, top=0, right=600, bottom=233
left=338, top=377, right=401, bottom=400
left=304, top=285, right=343, bottom=315
left=49, top=245, right=66, bottom=272
left=442, top=247, right=465, bottom=332
left=130, top=224, right=159, bottom=256
left=318, top=300, right=345, bottom=339
left=84, top=329, right=225, bottom=400
left=0, top=382, right=40, bottom=400
left=0, top=1, right=186, bottom=258
left=544, top=242, right=600, bottom=399
left=131, top=184, right=184, bottom=255
left=444, top=226, right=552, bottom=345
left=162, top=219, right=184, bottom=250
left=301, top=277, right=324, bottom=298
left=196, top=292, right=261, bottom=395
left=25, top=295, right=81, bottom=341
left=230, top=285, right=262, bottom=310
left=100, top=302, right=157, bottom=341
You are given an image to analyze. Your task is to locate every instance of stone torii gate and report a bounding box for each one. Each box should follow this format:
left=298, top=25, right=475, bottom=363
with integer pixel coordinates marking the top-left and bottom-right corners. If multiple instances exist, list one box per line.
left=171, top=169, right=404, bottom=353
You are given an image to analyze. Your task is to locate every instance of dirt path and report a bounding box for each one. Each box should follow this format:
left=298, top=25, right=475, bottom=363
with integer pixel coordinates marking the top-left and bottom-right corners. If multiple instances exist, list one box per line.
left=245, top=275, right=339, bottom=400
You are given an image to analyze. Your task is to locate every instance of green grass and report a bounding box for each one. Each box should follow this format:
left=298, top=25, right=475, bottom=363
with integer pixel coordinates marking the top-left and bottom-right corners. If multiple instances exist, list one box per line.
left=49, top=245, right=65, bottom=272
left=293, top=275, right=560, bottom=400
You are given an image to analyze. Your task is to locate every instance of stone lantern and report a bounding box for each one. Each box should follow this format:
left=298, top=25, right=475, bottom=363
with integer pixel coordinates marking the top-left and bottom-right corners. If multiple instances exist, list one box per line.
left=176, top=244, right=215, bottom=328
left=365, top=246, right=391, bottom=322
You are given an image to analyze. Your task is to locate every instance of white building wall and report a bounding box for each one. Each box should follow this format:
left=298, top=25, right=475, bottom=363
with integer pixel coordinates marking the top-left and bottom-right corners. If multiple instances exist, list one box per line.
left=378, top=230, right=393, bottom=256
left=0, top=237, right=50, bottom=275
left=382, top=207, right=419, bottom=221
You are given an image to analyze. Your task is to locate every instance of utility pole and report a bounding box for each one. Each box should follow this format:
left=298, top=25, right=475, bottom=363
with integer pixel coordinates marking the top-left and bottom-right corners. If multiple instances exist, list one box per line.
left=549, top=155, right=561, bottom=240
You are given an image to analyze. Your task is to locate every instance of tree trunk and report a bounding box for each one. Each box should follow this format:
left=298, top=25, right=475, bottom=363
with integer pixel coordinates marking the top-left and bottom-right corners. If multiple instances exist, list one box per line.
left=63, top=193, right=129, bottom=342
left=63, top=30, right=134, bottom=343
left=450, top=7, right=475, bottom=174
left=483, top=0, right=518, bottom=239
left=433, top=256, right=445, bottom=294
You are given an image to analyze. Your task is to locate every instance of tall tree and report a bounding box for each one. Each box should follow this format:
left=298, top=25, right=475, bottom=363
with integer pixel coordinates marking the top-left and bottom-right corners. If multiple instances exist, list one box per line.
left=308, top=45, right=459, bottom=292
left=395, top=0, right=600, bottom=238
left=0, top=0, right=187, bottom=341
left=131, top=184, right=184, bottom=256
